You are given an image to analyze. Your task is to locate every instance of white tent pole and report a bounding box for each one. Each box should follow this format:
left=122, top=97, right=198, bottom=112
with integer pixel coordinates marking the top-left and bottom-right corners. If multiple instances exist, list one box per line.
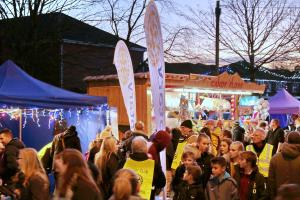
left=19, top=109, right=22, bottom=141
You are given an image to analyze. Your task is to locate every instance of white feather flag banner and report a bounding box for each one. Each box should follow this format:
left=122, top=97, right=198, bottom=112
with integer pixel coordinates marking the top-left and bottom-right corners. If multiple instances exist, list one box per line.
left=113, top=40, right=137, bottom=130
left=144, top=0, right=166, bottom=131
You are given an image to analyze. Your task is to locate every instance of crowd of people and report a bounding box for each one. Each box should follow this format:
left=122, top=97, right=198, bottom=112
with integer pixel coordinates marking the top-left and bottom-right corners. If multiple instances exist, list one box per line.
left=0, top=118, right=299, bottom=200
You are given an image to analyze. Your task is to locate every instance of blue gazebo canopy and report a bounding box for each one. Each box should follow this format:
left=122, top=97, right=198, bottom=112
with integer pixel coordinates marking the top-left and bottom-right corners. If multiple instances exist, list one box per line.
left=0, top=60, right=106, bottom=108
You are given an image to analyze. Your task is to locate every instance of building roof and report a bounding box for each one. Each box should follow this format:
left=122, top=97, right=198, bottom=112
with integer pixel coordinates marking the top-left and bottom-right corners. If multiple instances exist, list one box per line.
left=0, top=12, right=146, bottom=51
left=84, top=71, right=265, bottom=94
left=133, top=61, right=300, bottom=82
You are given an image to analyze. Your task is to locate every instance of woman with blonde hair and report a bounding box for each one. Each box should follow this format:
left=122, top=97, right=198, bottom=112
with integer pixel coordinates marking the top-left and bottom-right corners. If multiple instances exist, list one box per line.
left=95, top=136, right=122, bottom=199
left=109, top=178, right=132, bottom=200
left=17, top=148, right=50, bottom=200
left=54, top=149, right=102, bottom=200
left=109, top=169, right=143, bottom=200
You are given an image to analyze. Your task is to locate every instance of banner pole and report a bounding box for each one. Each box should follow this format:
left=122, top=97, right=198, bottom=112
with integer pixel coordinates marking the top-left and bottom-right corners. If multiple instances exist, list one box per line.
left=19, top=109, right=22, bottom=141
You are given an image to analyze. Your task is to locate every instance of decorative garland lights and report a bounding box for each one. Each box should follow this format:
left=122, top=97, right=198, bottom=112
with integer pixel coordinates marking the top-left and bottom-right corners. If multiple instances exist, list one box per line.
left=0, top=104, right=109, bottom=129
left=218, top=63, right=300, bottom=82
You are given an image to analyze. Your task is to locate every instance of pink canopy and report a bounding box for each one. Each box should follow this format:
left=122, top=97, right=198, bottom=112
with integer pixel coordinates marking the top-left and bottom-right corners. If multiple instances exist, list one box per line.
left=269, top=89, right=300, bottom=114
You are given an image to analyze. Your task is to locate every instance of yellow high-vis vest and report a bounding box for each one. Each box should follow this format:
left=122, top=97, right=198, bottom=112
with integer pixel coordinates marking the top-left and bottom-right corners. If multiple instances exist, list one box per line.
left=123, top=158, right=155, bottom=200
left=246, top=143, right=273, bottom=177
left=171, top=141, right=187, bottom=170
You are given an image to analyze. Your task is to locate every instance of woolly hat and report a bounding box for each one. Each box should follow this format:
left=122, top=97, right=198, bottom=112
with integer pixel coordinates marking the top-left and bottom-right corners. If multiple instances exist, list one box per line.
left=152, top=130, right=171, bottom=149
left=180, top=120, right=193, bottom=129
left=287, top=131, right=300, bottom=144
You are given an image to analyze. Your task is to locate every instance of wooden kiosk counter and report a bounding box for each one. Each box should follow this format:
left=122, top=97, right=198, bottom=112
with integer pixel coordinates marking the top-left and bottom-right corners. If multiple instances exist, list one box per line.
left=84, top=72, right=265, bottom=133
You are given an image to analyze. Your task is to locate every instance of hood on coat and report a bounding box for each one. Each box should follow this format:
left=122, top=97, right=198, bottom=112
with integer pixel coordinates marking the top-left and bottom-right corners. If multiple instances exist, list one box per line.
left=209, top=171, right=236, bottom=186
left=152, top=130, right=171, bottom=151
left=7, top=138, right=25, bottom=149
left=63, top=126, right=78, bottom=138
left=281, top=143, right=300, bottom=159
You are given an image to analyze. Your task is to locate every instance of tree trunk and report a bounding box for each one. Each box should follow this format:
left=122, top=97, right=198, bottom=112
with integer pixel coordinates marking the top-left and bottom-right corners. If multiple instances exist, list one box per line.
left=249, top=55, right=256, bottom=82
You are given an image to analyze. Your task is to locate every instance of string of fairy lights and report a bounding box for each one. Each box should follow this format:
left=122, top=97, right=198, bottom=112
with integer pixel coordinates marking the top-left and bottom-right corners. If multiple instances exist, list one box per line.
left=0, top=104, right=109, bottom=129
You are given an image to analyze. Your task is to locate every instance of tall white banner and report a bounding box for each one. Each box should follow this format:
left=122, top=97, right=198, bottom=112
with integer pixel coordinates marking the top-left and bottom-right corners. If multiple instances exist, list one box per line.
left=144, top=1, right=166, bottom=131
left=113, top=40, right=137, bottom=130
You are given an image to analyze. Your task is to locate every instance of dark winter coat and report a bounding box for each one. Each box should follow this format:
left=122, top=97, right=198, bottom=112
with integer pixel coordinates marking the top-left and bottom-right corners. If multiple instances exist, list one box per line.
left=267, top=127, right=285, bottom=155
left=171, top=164, right=186, bottom=192
left=127, top=152, right=166, bottom=200
left=269, top=143, right=300, bottom=199
left=121, top=131, right=149, bottom=154
left=50, top=126, right=81, bottom=170
left=173, top=181, right=205, bottom=200
left=100, top=152, right=123, bottom=199
left=233, top=165, right=268, bottom=200
left=196, top=152, right=214, bottom=189
left=109, top=195, right=144, bottom=200
left=65, top=177, right=103, bottom=200
left=206, top=172, right=239, bottom=200
left=51, top=126, right=82, bottom=156
left=0, top=138, right=25, bottom=182
left=21, top=174, right=50, bottom=200
left=232, top=125, right=245, bottom=142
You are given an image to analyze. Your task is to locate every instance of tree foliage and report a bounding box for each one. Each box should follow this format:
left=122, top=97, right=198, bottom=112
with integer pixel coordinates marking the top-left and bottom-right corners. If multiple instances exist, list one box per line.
left=179, top=0, right=300, bottom=81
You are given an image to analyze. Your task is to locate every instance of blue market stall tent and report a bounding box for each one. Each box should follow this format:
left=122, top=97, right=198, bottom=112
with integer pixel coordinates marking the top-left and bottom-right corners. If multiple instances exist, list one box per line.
left=0, top=60, right=108, bottom=152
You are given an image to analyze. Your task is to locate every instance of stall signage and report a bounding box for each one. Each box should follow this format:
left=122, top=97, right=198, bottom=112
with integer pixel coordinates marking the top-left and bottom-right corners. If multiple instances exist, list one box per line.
left=201, top=72, right=265, bottom=92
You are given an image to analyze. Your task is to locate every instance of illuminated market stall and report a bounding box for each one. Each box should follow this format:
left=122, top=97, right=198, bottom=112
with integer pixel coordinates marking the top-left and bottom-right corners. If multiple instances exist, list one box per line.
left=85, top=72, right=265, bottom=133
left=0, top=60, right=109, bottom=152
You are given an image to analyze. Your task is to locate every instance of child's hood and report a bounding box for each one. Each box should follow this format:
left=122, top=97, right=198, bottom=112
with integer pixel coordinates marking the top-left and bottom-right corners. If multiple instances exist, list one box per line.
left=210, top=171, right=235, bottom=185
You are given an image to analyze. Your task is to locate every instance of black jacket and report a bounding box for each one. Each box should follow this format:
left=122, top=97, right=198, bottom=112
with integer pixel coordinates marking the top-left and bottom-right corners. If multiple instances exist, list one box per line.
left=67, top=178, right=102, bottom=200
left=121, top=131, right=149, bottom=155
left=0, top=138, right=25, bottom=182
left=128, top=152, right=166, bottom=200
left=171, top=164, right=186, bottom=192
left=233, top=166, right=269, bottom=200
left=267, top=127, right=285, bottom=155
left=196, top=152, right=214, bottom=188
left=100, top=152, right=122, bottom=199
left=50, top=126, right=81, bottom=170
left=51, top=126, right=82, bottom=156
left=173, top=181, right=205, bottom=200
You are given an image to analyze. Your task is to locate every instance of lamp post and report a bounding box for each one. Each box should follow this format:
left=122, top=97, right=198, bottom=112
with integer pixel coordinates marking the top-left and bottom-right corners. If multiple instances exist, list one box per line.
left=215, top=0, right=221, bottom=75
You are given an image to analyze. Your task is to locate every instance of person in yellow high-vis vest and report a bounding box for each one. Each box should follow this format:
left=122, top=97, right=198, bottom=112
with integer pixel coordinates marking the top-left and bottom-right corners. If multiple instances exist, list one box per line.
left=171, top=120, right=197, bottom=170
left=123, top=136, right=165, bottom=200
left=246, top=128, right=273, bottom=178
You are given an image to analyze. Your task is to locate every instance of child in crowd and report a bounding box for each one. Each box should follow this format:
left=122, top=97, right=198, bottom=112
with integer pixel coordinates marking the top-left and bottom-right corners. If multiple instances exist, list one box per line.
left=172, top=151, right=196, bottom=193
left=218, top=138, right=232, bottom=164
left=233, top=151, right=268, bottom=200
left=173, top=165, right=204, bottom=200
left=229, top=141, right=244, bottom=177
left=206, top=156, right=238, bottom=200
left=219, top=130, right=232, bottom=140
left=196, top=133, right=214, bottom=189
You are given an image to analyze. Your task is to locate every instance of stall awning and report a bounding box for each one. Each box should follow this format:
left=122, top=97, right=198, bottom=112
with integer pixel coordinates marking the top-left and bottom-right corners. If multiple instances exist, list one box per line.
left=0, top=60, right=107, bottom=108
left=269, top=89, right=300, bottom=114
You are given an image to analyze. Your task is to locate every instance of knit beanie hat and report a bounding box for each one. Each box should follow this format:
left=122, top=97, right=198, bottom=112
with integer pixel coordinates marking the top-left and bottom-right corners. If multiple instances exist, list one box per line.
left=287, top=131, right=300, bottom=144
left=180, top=120, right=193, bottom=129
left=153, top=130, right=171, bottom=149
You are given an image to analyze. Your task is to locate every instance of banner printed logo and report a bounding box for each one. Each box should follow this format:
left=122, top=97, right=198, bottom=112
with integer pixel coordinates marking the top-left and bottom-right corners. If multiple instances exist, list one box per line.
left=113, top=41, right=137, bottom=129
left=144, top=1, right=166, bottom=131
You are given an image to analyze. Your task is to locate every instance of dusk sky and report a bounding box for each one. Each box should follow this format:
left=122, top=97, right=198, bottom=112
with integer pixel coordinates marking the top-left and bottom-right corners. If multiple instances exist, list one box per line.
left=68, top=0, right=300, bottom=67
